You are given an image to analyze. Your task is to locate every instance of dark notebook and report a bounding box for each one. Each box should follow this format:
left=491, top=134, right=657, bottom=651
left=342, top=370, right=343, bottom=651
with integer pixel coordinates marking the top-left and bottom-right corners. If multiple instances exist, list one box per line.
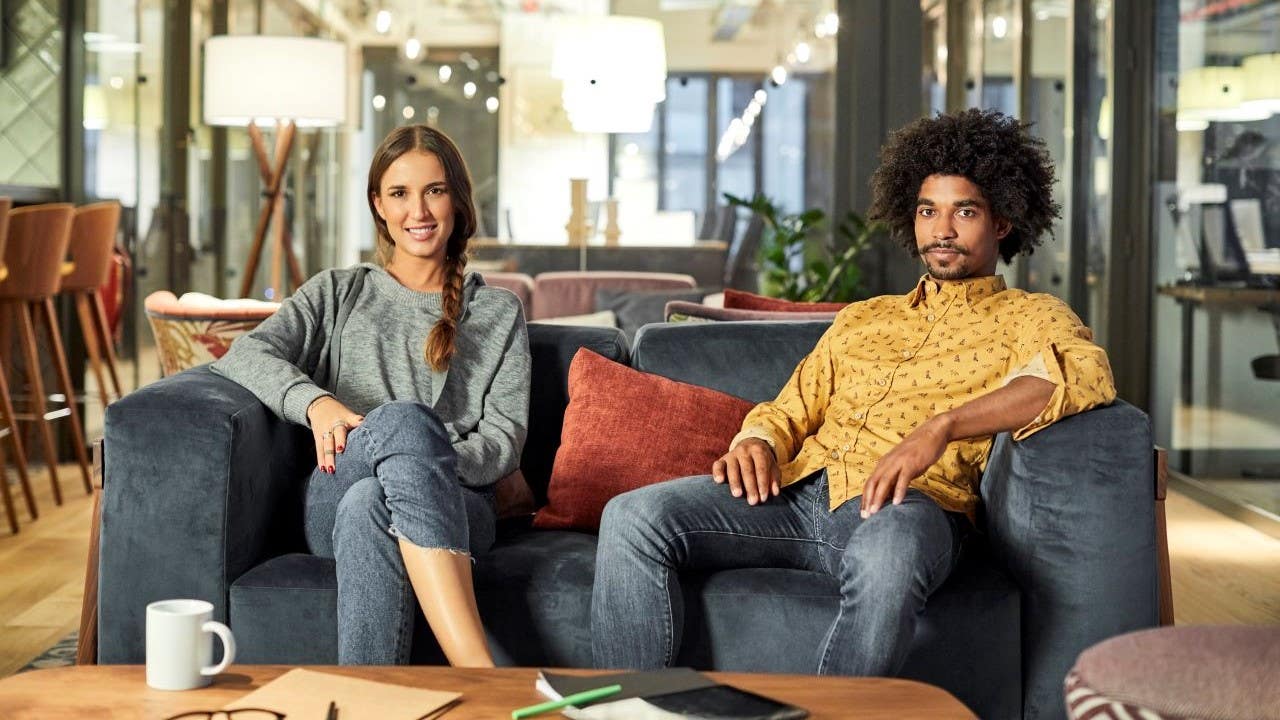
left=537, top=668, right=809, bottom=720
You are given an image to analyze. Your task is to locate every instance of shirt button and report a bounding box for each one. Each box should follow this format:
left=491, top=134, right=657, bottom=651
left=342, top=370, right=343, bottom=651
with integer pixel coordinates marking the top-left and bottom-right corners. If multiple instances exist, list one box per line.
left=927, top=313, right=936, bottom=322
left=853, top=411, right=864, bottom=420
left=842, top=444, right=849, bottom=451
left=877, top=378, right=887, bottom=386
left=902, top=350, right=913, bottom=359
left=830, top=450, right=839, bottom=459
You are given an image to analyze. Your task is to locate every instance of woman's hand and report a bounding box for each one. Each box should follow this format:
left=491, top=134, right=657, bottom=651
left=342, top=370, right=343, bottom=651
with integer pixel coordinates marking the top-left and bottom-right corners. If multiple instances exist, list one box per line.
left=306, top=396, right=364, bottom=473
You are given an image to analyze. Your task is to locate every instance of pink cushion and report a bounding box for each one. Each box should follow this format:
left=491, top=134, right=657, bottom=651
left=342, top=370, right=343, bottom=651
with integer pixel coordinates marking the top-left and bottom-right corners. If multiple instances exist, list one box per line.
left=1066, top=626, right=1280, bottom=720
left=479, top=271, right=534, bottom=316
left=531, top=271, right=696, bottom=320
left=664, top=300, right=838, bottom=323
left=143, top=290, right=280, bottom=321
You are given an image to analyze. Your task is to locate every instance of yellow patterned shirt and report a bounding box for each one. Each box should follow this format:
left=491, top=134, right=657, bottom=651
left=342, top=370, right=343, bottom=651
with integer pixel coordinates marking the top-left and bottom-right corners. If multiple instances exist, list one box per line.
left=732, top=274, right=1116, bottom=517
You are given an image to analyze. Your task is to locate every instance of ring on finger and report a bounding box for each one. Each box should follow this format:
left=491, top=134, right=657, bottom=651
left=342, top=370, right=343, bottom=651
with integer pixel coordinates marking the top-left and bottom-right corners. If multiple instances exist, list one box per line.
left=328, top=420, right=346, bottom=433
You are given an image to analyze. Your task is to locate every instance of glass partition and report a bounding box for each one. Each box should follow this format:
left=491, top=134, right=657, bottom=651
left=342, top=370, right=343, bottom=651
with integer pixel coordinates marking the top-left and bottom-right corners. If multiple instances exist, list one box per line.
left=1151, top=0, right=1280, bottom=514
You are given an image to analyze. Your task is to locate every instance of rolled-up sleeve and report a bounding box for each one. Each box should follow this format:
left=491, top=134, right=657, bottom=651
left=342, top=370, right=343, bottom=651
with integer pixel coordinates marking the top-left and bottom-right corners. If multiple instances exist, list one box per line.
left=1010, top=297, right=1117, bottom=440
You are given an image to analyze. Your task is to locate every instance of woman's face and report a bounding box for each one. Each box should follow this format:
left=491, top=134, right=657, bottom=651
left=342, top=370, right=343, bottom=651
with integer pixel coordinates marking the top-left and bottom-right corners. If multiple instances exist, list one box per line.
left=373, top=150, right=455, bottom=268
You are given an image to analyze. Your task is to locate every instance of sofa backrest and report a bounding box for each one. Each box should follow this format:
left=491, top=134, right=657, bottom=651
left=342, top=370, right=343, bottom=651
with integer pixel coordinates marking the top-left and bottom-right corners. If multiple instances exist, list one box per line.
left=632, top=321, right=830, bottom=402
left=520, top=321, right=829, bottom=503
left=523, top=323, right=629, bottom=505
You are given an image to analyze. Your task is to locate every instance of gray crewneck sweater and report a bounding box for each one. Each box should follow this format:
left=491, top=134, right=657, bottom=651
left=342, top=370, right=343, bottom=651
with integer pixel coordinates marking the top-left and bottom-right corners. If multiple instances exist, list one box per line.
left=212, top=263, right=531, bottom=488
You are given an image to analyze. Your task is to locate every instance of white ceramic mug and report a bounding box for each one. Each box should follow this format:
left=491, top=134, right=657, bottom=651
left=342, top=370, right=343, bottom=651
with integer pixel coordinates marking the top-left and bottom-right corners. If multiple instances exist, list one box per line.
left=145, top=599, right=236, bottom=690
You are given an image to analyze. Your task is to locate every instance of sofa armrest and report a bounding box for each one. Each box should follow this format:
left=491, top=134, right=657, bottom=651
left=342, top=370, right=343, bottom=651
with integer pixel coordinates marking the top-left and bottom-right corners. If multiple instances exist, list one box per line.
left=981, top=400, right=1158, bottom=720
left=98, top=366, right=311, bottom=663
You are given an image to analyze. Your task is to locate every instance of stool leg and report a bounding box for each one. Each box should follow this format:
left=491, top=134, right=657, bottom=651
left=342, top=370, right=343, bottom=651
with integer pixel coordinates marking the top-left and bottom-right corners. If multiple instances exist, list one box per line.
left=0, top=355, right=36, bottom=521
left=16, top=301, right=62, bottom=506
left=0, top=443, right=16, bottom=533
left=39, top=298, right=93, bottom=495
left=89, top=291, right=123, bottom=399
left=74, top=293, right=111, bottom=409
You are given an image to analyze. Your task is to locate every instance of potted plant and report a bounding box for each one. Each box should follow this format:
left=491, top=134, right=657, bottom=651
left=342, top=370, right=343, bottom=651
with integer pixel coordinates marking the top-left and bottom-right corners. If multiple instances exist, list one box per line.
left=724, top=192, right=886, bottom=302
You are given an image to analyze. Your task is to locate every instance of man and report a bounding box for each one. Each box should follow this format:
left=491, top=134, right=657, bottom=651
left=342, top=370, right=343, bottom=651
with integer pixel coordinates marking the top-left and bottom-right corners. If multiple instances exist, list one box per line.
left=590, top=108, right=1116, bottom=676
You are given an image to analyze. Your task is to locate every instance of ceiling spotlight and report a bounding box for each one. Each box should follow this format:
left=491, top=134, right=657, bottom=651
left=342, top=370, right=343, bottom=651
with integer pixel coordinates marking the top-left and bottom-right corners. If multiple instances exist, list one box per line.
left=375, top=10, right=392, bottom=34
left=109, top=75, right=124, bottom=89
left=402, top=105, right=415, bottom=120
left=486, top=70, right=499, bottom=83
left=405, top=38, right=421, bottom=60
left=771, top=65, right=788, bottom=85
left=438, top=64, right=452, bottom=83
left=992, top=15, right=1008, bottom=39
left=754, top=89, right=767, bottom=105
left=427, top=106, right=440, bottom=123
left=485, top=96, right=499, bottom=113
left=795, top=41, right=811, bottom=64
left=463, top=81, right=477, bottom=99
left=822, top=12, right=839, bottom=36
left=372, top=94, right=386, bottom=111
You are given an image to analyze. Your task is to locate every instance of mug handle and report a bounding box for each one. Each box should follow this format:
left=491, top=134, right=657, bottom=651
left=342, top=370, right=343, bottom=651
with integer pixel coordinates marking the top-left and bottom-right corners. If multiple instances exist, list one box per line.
left=200, top=621, right=236, bottom=676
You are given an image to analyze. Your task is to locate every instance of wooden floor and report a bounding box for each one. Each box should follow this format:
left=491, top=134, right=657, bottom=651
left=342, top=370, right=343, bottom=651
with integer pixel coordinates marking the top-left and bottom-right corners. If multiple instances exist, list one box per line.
left=0, top=465, right=95, bottom=678
left=0, top=471, right=1277, bottom=678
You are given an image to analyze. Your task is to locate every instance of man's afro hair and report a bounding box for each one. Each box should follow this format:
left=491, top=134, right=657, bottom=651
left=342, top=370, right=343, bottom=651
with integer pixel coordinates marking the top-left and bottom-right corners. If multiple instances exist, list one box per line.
left=867, top=108, right=1061, bottom=263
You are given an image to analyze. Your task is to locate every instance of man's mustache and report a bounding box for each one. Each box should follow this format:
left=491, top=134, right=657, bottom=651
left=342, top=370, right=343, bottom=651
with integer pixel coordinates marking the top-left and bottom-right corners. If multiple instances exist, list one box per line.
left=921, top=241, right=967, bottom=254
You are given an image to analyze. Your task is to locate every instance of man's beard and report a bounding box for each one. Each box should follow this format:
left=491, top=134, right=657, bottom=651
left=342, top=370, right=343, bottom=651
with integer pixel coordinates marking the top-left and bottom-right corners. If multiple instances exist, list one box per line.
left=920, top=242, right=969, bottom=279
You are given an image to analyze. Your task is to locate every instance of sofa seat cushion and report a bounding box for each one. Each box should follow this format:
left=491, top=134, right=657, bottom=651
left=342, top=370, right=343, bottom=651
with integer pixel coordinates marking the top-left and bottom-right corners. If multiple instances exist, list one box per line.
left=228, top=534, right=1020, bottom=718
left=677, top=546, right=1022, bottom=719
left=475, top=529, right=599, bottom=667
left=230, top=553, right=339, bottom=664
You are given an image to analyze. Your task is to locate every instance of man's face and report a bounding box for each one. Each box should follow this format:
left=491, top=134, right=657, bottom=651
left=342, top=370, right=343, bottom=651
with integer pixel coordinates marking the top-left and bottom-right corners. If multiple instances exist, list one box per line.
left=913, top=174, right=1010, bottom=280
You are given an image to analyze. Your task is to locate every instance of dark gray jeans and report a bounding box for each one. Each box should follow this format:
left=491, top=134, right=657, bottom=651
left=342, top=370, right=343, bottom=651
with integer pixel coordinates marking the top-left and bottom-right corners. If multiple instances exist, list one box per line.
left=591, top=471, right=967, bottom=675
left=303, top=401, right=496, bottom=665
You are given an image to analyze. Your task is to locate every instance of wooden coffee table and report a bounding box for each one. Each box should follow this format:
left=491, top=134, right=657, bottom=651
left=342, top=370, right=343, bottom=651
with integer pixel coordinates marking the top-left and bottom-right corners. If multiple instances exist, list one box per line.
left=0, top=665, right=975, bottom=719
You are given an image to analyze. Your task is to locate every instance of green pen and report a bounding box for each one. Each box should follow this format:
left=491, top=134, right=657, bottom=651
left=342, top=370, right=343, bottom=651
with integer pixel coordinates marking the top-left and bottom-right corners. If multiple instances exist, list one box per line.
left=511, top=683, right=624, bottom=719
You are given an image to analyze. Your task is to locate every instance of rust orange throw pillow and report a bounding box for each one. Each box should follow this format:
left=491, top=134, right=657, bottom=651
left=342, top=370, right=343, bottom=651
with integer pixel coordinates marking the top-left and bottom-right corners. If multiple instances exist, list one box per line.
left=723, top=288, right=848, bottom=313
left=533, top=348, right=755, bottom=532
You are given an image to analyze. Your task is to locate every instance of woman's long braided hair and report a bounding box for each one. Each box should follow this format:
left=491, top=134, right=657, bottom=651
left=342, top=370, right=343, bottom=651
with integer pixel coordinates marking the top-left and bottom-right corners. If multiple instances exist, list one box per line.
left=367, top=125, right=478, bottom=371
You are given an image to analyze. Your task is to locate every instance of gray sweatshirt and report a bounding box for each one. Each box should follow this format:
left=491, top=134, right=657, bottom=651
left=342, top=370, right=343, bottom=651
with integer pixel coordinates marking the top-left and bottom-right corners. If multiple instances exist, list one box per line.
left=211, top=263, right=531, bottom=488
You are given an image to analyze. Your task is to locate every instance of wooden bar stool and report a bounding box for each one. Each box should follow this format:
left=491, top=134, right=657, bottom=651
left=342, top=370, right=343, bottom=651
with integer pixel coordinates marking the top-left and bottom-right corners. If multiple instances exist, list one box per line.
left=61, top=201, right=125, bottom=410
left=0, top=197, right=37, bottom=534
left=0, top=203, right=93, bottom=507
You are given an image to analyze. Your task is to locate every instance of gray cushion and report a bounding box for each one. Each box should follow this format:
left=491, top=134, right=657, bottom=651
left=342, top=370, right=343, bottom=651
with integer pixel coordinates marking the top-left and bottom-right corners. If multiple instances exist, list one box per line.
left=593, top=287, right=712, bottom=341
left=632, top=321, right=830, bottom=402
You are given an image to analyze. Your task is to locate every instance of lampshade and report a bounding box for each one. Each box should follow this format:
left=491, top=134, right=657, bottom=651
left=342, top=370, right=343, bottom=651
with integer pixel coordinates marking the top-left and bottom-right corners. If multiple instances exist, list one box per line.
left=1241, top=52, right=1280, bottom=116
left=551, top=16, right=666, bottom=133
left=1177, top=65, right=1271, bottom=123
left=203, top=35, right=347, bottom=127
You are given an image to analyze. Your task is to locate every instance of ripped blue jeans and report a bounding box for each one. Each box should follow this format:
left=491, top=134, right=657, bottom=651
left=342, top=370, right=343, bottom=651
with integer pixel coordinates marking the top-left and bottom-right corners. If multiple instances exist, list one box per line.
left=303, top=401, right=495, bottom=665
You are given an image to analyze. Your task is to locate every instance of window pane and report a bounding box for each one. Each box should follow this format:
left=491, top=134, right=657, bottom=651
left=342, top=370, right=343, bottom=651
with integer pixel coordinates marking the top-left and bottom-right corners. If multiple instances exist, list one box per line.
left=662, top=76, right=707, bottom=221
left=1150, top=0, right=1280, bottom=509
left=762, top=79, right=806, bottom=214
left=715, top=77, right=757, bottom=203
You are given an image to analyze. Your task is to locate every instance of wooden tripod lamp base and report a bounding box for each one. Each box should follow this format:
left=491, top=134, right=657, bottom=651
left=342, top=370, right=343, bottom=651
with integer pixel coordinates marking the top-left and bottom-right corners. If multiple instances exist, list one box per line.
left=239, top=120, right=304, bottom=299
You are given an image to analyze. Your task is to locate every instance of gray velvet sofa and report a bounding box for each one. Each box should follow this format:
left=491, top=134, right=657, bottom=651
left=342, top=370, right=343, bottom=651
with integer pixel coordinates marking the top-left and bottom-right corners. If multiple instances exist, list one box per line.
left=98, top=321, right=1159, bottom=720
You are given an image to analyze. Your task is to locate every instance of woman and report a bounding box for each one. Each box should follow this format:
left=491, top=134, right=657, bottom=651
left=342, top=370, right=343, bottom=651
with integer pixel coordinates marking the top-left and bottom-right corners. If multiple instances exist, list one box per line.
left=213, top=125, right=530, bottom=666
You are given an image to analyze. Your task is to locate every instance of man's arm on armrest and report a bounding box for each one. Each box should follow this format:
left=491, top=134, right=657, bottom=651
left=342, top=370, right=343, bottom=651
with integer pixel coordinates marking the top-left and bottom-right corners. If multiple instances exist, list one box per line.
left=861, top=376, right=1055, bottom=517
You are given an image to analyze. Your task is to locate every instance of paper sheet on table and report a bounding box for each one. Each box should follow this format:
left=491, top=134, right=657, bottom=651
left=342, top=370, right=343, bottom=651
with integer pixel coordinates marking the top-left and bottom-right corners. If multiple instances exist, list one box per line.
left=222, top=668, right=460, bottom=720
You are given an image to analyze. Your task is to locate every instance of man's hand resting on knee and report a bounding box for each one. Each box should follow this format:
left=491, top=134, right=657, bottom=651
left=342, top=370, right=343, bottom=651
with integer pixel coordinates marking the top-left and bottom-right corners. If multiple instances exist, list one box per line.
left=712, top=438, right=781, bottom=505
